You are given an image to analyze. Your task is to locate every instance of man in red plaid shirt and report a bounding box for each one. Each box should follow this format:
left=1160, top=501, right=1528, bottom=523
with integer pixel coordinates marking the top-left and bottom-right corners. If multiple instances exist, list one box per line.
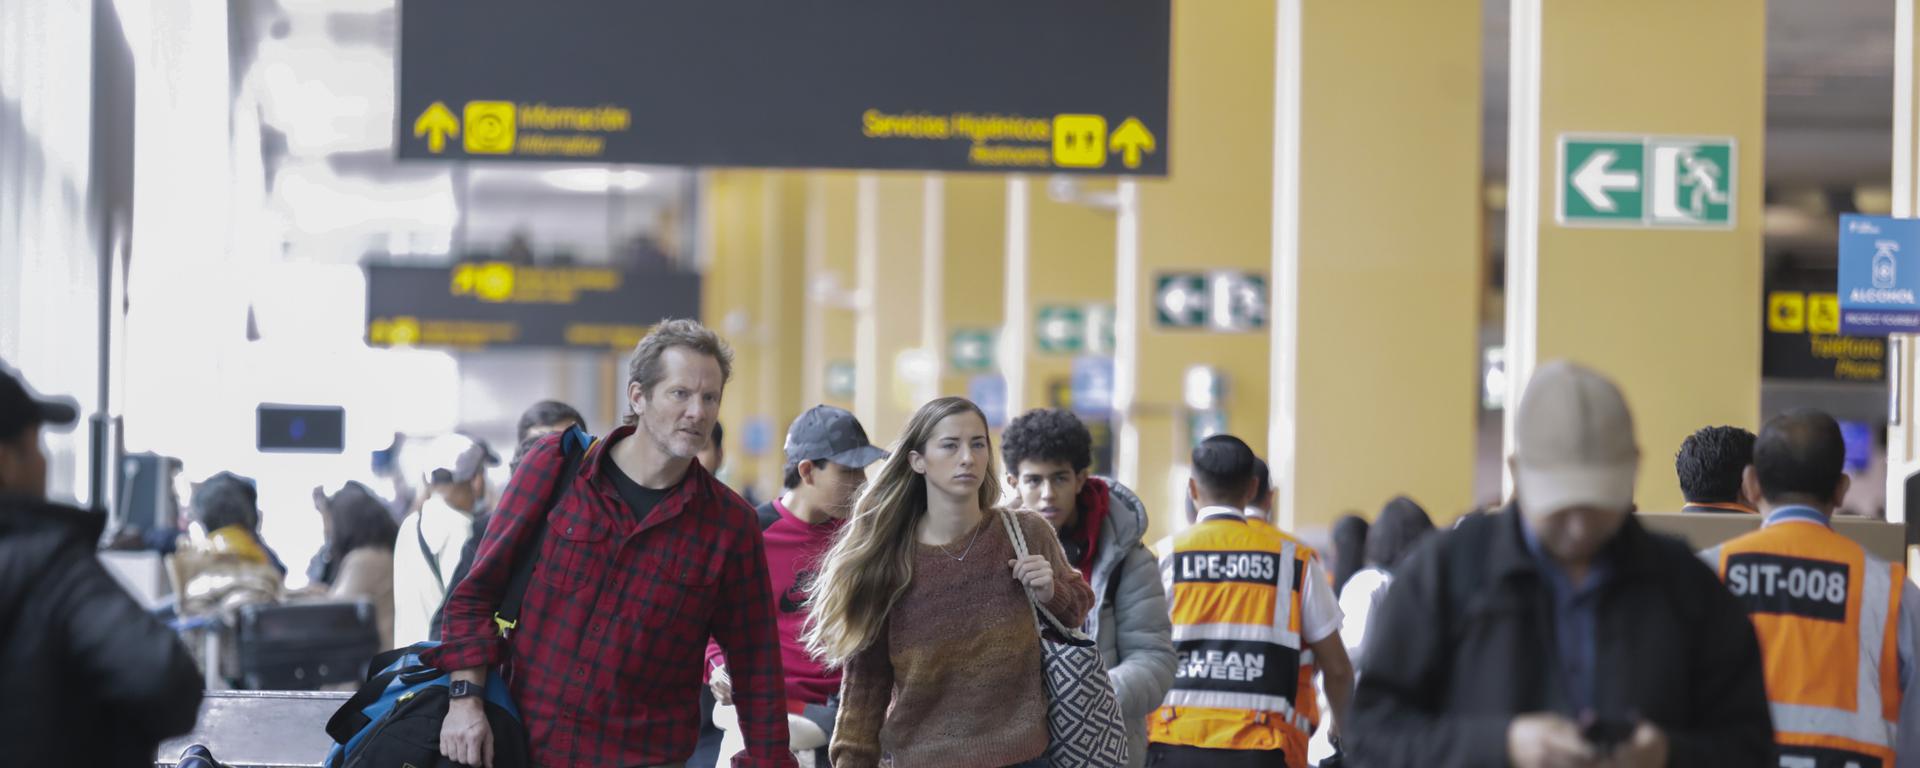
left=430, top=319, right=796, bottom=768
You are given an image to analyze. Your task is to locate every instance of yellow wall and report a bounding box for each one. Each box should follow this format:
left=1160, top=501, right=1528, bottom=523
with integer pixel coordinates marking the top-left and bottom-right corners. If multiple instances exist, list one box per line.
left=1025, top=180, right=1117, bottom=411
left=1288, top=0, right=1482, bottom=526
left=1531, top=0, right=1764, bottom=513
left=701, top=171, right=769, bottom=492
left=809, top=174, right=860, bottom=416
left=939, top=176, right=1008, bottom=399
left=859, top=174, right=931, bottom=443
left=1133, top=0, right=1276, bottom=542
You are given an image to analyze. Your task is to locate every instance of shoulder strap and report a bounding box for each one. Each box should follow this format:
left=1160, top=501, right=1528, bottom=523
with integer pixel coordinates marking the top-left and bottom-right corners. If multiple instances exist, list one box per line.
left=999, top=509, right=1076, bottom=638
left=757, top=502, right=781, bottom=531
left=416, top=516, right=445, bottom=593
left=495, top=426, right=590, bottom=632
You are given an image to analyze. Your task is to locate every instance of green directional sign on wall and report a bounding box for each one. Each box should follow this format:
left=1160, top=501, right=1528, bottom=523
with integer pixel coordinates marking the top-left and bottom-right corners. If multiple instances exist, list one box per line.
left=1558, top=134, right=1735, bottom=229
left=948, top=328, right=996, bottom=372
left=1037, top=305, right=1087, bottom=354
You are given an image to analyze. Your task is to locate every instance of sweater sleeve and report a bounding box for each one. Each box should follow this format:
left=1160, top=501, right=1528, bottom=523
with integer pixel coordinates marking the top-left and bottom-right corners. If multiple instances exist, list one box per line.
left=828, top=627, right=893, bottom=768
left=1019, top=511, right=1095, bottom=628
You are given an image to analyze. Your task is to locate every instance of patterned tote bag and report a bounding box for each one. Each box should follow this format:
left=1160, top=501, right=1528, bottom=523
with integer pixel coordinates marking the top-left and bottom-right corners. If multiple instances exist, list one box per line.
left=999, top=509, right=1129, bottom=768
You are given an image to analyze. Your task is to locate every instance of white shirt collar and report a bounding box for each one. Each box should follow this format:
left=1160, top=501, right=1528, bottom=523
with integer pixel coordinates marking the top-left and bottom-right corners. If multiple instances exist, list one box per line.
left=1198, top=505, right=1247, bottom=523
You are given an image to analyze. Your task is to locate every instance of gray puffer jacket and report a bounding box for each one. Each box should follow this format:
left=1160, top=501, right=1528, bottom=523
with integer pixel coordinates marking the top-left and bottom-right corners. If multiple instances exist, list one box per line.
left=1082, top=479, right=1176, bottom=768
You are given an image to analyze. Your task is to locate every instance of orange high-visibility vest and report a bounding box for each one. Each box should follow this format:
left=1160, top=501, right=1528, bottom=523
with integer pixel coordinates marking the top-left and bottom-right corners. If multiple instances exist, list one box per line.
left=1150, top=510, right=1320, bottom=766
left=1706, top=508, right=1904, bottom=767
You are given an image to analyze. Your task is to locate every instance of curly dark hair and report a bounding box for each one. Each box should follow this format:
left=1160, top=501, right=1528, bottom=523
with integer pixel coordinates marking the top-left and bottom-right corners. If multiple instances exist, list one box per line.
left=1001, top=408, right=1092, bottom=475
left=1676, top=425, right=1756, bottom=504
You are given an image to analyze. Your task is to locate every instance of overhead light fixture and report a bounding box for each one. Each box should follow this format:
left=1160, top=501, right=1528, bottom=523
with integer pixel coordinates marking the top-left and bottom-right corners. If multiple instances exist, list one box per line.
left=540, top=168, right=652, bottom=193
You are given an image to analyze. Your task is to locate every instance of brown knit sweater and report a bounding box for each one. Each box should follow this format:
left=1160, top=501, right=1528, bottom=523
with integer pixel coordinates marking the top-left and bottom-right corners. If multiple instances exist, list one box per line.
left=830, top=508, right=1095, bottom=768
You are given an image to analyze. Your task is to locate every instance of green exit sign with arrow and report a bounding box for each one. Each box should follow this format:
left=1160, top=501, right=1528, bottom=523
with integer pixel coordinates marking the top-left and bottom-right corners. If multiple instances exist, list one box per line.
left=1557, top=134, right=1735, bottom=229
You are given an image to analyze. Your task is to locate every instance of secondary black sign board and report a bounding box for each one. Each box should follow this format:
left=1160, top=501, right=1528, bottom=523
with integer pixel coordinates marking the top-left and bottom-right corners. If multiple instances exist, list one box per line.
left=364, top=262, right=701, bottom=351
left=1762, top=279, right=1886, bottom=383
left=396, top=0, right=1171, bottom=175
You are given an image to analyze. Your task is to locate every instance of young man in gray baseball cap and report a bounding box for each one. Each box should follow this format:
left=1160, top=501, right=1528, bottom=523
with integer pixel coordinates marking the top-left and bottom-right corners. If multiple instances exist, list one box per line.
left=1349, top=361, right=1772, bottom=768
left=698, top=404, right=886, bottom=766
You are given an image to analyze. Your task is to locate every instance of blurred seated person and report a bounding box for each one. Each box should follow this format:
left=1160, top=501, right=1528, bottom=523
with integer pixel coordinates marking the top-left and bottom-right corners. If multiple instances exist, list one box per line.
left=312, top=481, right=399, bottom=647
left=170, top=472, right=284, bottom=618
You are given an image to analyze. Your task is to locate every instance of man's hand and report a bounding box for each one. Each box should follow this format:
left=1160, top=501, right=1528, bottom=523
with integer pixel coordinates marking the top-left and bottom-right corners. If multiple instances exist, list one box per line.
left=709, top=663, right=734, bottom=706
left=440, top=696, right=494, bottom=768
left=1009, top=555, right=1055, bottom=603
left=1599, top=722, right=1668, bottom=768
left=1508, top=713, right=1598, bottom=768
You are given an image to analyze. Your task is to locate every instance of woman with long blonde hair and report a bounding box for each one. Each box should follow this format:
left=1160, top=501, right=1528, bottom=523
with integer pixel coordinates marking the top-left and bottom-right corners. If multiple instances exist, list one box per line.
left=804, top=396, right=1094, bottom=768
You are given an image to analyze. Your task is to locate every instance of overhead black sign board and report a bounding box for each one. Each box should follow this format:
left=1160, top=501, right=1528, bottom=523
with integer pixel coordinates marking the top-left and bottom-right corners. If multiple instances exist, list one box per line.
left=365, top=262, right=701, bottom=351
left=396, top=0, right=1171, bottom=176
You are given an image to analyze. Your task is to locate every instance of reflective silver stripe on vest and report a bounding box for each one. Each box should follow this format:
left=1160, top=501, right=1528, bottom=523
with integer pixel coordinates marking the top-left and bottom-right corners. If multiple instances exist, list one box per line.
left=1163, top=689, right=1315, bottom=732
left=1769, top=554, right=1898, bottom=751
left=1273, top=541, right=1297, bottom=640
left=1172, top=622, right=1303, bottom=649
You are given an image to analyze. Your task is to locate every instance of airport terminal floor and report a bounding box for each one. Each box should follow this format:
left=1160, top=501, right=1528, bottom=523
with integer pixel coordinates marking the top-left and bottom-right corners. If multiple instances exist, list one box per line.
left=8, top=1, right=1920, bottom=767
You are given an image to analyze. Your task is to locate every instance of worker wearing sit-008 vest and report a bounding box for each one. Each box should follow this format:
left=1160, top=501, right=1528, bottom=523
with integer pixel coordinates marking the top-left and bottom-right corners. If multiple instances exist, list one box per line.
left=1702, top=409, right=1920, bottom=768
left=1148, top=434, right=1354, bottom=768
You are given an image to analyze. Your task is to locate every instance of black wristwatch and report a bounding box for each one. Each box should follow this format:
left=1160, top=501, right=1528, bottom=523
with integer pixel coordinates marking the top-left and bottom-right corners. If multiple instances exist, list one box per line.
left=448, top=680, right=483, bottom=701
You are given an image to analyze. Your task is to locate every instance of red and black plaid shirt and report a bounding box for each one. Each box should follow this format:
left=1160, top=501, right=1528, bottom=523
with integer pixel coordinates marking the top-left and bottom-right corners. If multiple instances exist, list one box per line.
left=425, top=427, right=795, bottom=768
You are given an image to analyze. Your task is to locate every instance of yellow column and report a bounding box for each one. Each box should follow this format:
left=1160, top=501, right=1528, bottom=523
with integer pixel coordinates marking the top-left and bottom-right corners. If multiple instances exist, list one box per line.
left=1278, top=0, right=1482, bottom=528
left=1128, top=0, right=1483, bottom=541
left=1024, top=180, right=1118, bottom=414
left=852, top=175, right=936, bottom=443
left=804, top=173, right=860, bottom=418
left=1130, top=0, right=1276, bottom=540
left=757, top=172, right=811, bottom=496
left=701, top=171, right=769, bottom=493
left=1505, top=0, right=1764, bottom=513
left=937, top=177, right=1008, bottom=401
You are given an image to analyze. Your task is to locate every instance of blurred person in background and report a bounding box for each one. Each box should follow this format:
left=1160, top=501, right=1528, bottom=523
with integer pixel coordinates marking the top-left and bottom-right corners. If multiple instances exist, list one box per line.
left=1000, top=407, right=1173, bottom=768
left=0, top=363, right=204, bottom=766
left=393, top=434, right=497, bottom=646
left=1676, top=425, right=1758, bottom=514
left=429, top=400, right=590, bottom=638
left=1337, top=496, right=1434, bottom=670
left=699, top=405, right=888, bottom=767
left=316, top=481, right=400, bottom=647
left=511, top=400, right=587, bottom=471
left=700, top=420, right=727, bottom=477
left=1329, top=514, right=1369, bottom=596
left=172, top=472, right=285, bottom=619
left=1347, top=361, right=1772, bottom=767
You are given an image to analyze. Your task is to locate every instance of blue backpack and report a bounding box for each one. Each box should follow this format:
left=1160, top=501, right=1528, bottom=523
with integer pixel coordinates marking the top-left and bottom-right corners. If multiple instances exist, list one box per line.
left=322, top=643, right=528, bottom=768
left=323, top=427, right=591, bottom=768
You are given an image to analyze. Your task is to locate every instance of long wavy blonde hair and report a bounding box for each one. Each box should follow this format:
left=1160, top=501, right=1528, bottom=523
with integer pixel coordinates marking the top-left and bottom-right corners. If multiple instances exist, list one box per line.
left=803, top=396, right=1003, bottom=667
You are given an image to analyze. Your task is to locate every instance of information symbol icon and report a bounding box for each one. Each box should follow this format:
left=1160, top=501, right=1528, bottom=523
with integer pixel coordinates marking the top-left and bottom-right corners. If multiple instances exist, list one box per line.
left=463, top=101, right=517, bottom=154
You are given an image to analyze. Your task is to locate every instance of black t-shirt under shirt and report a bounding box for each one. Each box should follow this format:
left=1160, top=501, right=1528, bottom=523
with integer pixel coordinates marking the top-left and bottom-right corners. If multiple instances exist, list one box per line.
left=604, top=453, right=677, bottom=525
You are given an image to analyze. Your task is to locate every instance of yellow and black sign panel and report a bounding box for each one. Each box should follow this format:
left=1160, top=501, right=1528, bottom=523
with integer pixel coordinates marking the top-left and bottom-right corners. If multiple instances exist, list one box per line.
left=1763, top=289, right=1886, bottom=383
left=365, top=262, right=700, bottom=351
left=397, top=1, right=1171, bottom=175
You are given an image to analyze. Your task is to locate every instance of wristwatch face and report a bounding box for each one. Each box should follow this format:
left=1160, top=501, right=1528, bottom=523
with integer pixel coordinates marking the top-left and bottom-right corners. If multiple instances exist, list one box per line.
left=449, top=680, right=480, bottom=699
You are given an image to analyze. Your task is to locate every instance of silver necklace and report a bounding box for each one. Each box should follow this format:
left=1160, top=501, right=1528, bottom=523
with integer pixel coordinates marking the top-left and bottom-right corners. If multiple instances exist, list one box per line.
left=935, top=520, right=987, bottom=562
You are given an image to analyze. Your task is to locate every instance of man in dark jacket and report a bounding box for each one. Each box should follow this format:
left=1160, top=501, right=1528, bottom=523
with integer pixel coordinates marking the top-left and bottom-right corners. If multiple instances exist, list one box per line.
left=0, top=363, right=204, bottom=766
left=1347, top=361, right=1773, bottom=767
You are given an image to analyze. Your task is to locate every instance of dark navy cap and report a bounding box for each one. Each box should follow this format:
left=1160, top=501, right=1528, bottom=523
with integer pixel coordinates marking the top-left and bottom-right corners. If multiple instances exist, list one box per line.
left=0, top=362, right=78, bottom=440
left=784, top=405, right=887, bottom=468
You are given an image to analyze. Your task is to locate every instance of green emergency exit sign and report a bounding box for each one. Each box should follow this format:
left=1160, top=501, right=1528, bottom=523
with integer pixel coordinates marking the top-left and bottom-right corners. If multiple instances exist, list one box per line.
left=1558, top=134, right=1735, bottom=229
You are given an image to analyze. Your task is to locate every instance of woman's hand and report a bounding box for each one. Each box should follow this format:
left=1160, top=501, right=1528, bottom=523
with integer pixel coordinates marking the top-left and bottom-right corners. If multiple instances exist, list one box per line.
left=1009, top=554, right=1055, bottom=603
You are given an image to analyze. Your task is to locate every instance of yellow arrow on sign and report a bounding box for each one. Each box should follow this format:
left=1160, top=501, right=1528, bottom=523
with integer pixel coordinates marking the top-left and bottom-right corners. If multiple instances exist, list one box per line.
left=413, top=102, right=460, bottom=154
left=1109, top=117, right=1157, bottom=169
